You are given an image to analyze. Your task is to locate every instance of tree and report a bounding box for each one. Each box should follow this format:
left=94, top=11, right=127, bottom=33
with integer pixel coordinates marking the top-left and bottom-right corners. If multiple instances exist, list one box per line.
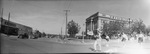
left=67, top=20, right=81, bottom=38
left=102, top=20, right=125, bottom=37
left=34, top=30, right=42, bottom=38
left=102, top=22, right=110, bottom=35
left=145, top=27, right=150, bottom=35
left=42, top=32, right=46, bottom=37
left=131, top=20, right=146, bottom=34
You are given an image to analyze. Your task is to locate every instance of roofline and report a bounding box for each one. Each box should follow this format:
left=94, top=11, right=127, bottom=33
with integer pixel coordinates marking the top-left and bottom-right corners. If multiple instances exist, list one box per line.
left=86, top=12, right=135, bottom=22
left=1, top=18, right=32, bottom=29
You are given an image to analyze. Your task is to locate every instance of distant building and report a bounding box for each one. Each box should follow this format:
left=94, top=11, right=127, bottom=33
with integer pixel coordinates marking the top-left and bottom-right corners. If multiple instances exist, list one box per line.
left=0, top=17, right=33, bottom=36
left=85, top=12, right=134, bottom=36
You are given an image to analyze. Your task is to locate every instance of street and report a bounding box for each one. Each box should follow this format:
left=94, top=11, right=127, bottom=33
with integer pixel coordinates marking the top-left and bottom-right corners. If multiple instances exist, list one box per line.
left=1, top=0, right=150, bottom=54
left=1, top=34, right=150, bottom=53
left=1, top=35, right=92, bottom=53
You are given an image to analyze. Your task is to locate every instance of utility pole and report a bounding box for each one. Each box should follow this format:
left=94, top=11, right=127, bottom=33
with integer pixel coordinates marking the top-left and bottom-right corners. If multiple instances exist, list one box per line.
left=61, top=27, right=62, bottom=36
left=61, top=27, right=62, bottom=39
left=1, top=8, right=3, bottom=18
left=8, top=12, right=10, bottom=22
left=64, top=10, right=70, bottom=38
left=129, top=18, right=131, bottom=35
left=0, top=8, right=3, bottom=31
left=8, top=12, right=10, bottom=25
left=82, top=24, right=85, bottom=43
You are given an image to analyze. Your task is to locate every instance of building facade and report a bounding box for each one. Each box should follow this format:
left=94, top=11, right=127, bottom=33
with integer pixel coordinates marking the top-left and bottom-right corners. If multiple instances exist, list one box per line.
left=85, top=12, right=134, bottom=36
left=0, top=18, right=32, bottom=36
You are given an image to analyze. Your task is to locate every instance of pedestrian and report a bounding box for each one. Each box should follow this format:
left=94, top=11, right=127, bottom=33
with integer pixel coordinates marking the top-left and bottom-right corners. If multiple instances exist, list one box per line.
left=132, top=32, right=137, bottom=40
left=106, top=34, right=109, bottom=42
left=93, top=30, right=102, bottom=52
left=138, top=32, right=144, bottom=43
left=130, top=36, right=134, bottom=41
left=121, top=33, right=128, bottom=42
left=105, top=34, right=109, bottom=47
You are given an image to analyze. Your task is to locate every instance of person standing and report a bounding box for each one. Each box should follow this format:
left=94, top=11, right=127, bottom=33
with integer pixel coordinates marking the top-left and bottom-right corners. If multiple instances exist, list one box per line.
left=132, top=32, right=137, bottom=40
left=106, top=34, right=109, bottom=42
left=138, top=32, right=144, bottom=43
left=93, top=30, right=102, bottom=52
left=122, top=33, right=128, bottom=42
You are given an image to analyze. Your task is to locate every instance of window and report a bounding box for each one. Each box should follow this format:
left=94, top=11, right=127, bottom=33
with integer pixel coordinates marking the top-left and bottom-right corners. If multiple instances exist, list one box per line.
left=5, top=22, right=7, bottom=25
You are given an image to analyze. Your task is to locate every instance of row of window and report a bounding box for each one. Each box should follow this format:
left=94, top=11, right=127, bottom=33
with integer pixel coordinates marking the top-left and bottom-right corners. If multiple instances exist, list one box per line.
left=3, top=21, right=16, bottom=27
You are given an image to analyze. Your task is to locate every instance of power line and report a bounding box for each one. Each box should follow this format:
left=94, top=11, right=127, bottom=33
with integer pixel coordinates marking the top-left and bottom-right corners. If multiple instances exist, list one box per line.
left=67, top=0, right=72, bottom=10
left=63, top=0, right=72, bottom=37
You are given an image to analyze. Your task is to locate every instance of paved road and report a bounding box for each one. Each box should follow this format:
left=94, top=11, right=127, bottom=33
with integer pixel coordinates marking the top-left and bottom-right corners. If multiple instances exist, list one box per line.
left=1, top=34, right=150, bottom=53
left=1, top=36, right=94, bottom=53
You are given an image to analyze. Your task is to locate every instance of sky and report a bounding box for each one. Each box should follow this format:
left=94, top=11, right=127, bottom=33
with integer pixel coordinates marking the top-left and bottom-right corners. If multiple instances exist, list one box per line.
left=1, top=0, right=150, bottom=35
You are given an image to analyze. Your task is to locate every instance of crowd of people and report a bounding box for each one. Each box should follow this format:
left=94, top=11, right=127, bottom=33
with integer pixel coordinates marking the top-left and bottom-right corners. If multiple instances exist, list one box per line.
left=121, top=32, right=145, bottom=43
left=87, top=29, right=147, bottom=52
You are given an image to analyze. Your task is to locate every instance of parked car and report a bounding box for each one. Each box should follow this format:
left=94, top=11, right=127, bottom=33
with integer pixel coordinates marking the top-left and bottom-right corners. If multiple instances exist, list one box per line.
left=18, top=33, right=29, bottom=39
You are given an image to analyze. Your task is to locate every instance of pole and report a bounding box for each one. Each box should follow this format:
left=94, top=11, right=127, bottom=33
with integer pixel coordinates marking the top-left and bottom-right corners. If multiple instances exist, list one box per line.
left=90, top=19, right=93, bottom=39
left=82, top=31, right=85, bottom=43
left=61, top=27, right=62, bottom=39
left=8, top=12, right=10, bottom=22
left=82, top=24, right=85, bottom=43
left=1, top=8, right=3, bottom=18
left=64, top=10, right=70, bottom=38
left=0, top=8, right=3, bottom=31
left=61, top=27, right=62, bottom=36
left=129, top=18, right=131, bottom=35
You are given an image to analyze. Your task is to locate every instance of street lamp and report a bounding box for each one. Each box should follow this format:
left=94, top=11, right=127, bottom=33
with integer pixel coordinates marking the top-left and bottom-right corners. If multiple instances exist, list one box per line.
left=128, top=18, right=132, bottom=35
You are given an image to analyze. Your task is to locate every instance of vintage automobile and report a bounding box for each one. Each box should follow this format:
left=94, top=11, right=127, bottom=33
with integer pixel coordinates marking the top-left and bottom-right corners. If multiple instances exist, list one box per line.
left=18, top=33, right=29, bottom=39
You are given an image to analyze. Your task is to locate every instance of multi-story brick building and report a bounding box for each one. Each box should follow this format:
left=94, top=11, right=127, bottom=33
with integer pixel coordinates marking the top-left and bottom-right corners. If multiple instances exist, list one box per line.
left=0, top=17, right=32, bottom=36
left=85, top=12, right=134, bottom=37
